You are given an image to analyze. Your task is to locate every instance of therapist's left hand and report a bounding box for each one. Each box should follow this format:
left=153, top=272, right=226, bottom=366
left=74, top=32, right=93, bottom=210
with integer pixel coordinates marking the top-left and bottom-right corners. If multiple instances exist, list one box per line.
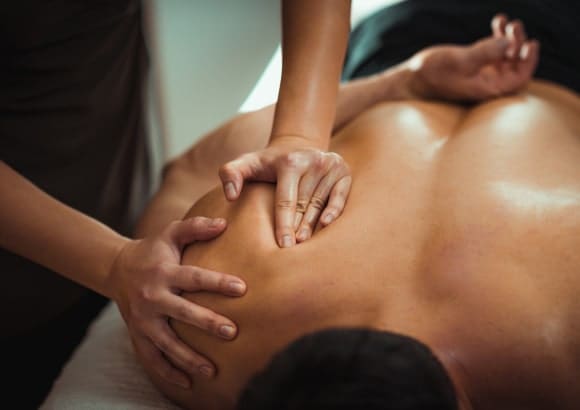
left=218, top=136, right=351, bottom=247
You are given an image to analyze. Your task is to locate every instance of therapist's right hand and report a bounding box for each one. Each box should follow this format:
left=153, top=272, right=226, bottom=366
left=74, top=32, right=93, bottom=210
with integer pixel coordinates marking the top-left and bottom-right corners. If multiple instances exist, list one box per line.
left=107, top=216, right=247, bottom=389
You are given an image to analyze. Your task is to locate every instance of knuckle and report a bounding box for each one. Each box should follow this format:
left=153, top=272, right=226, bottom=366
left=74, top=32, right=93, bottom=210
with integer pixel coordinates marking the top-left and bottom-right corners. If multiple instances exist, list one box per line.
left=327, top=152, right=343, bottom=165
left=303, top=210, right=318, bottom=227
left=184, top=356, right=200, bottom=369
left=334, top=187, right=348, bottom=201
left=312, top=153, right=325, bottom=171
left=216, top=274, right=230, bottom=292
left=167, top=219, right=182, bottom=232
left=155, top=336, right=171, bottom=353
left=147, top=262, right=171, bottom=282
left=219, top=160, right=236, bottom=175
left=177, top=304, right=193, bottom=321
left=282, top=152, right=302, bottom=168
left=204, top=314, right=219, bottom=333
left=296, top=199, right=309, bottom=213
left=189, top=267, right=204, bottom=289
left=276, top=199, right=295, bottom=210
left=218, top=164, right=231, bottom=180
left=190, top=216, right=208, bottom=227
left=310, top=195, right=326, bottom=210
left=138, top=285, right=157, bottom=303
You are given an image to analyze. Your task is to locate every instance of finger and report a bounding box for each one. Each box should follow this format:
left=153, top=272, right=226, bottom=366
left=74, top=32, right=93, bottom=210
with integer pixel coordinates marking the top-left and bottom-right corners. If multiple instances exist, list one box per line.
left=133, top=334, right=192, bottom=388
left=511, top=40, right=540, bottom=88
left=275, top=167, right=302, bottom=248
left=320, top=176, right=352, bottom=227
left=469, top=40, right=539, bottom=98
left=505, top=19, right=526, bottom=60
left=162, top=294, right=238, bottom=340
left=296, top=179, right=331, bottom=242
left=297, top=163, right=348, bottom=242
left=150, top=321, right=217, bottom=378
left=294, top=160, right=327, bottom=230
left=294, top=197, right=308, bottom=231
left=491, top=13, right=508, bottom=38
left=167, top=217, right=227, bottom=248
left=490, top=14, right=511, bottom=74
left=219, top=153, right=265, bottom=201
left=170, top=265, right=246, bottom=296
left=464, top=37, right=509, bottom=73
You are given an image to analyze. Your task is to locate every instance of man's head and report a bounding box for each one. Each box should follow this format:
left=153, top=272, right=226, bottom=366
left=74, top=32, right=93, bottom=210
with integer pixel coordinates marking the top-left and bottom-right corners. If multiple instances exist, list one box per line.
left=236, top=328, right=458, bottom=410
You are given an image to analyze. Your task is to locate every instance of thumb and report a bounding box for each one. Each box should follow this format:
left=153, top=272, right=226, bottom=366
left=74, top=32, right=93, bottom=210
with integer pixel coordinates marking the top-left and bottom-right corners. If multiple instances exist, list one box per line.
left=219, top=152, right=263, bottom=201
left=166, top=217, right=227, bottom=248
left=464, top=37, right=509, bottom=72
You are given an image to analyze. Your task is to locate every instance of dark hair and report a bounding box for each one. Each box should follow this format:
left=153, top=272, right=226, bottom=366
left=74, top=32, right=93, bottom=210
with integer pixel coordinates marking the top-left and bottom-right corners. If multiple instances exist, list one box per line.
left=236, top=328, right=458, bottom=410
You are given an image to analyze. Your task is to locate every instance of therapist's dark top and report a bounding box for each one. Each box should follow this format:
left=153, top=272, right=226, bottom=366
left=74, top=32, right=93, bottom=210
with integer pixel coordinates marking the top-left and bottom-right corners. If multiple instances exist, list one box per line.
left=0, top=0, right=149, bottom=335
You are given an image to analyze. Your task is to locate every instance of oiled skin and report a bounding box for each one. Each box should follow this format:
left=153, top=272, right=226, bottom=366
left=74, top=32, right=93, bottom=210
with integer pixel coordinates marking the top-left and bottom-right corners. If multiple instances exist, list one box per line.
left=146, top=81, right=580, bottom=410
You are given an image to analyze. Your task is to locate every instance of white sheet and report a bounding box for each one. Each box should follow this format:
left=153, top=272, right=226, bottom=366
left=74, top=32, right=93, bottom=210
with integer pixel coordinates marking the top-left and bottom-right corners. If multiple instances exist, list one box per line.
left=41, top=303, right=179, bottom=410
left=42, top=1, right=405, bottom=408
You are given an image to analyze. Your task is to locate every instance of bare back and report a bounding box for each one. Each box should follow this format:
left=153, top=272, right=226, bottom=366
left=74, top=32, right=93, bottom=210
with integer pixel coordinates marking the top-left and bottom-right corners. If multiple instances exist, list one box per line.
left=146, top=81, right=580, bottom=410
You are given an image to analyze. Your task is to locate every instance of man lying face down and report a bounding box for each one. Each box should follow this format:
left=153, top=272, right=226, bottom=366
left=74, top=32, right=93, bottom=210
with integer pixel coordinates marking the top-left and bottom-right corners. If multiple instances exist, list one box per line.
left=134, top=3, right=580, bottom=410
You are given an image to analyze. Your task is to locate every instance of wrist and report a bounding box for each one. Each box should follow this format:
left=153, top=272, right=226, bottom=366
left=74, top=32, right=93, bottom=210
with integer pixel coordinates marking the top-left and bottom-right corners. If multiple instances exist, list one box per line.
left=402, top=52, right=441, bottom=100
left=103, top=235, right=133, bottom=300
left=268, top=134, right=327, bottom=151
left=377, top=63, right=420, bottom=101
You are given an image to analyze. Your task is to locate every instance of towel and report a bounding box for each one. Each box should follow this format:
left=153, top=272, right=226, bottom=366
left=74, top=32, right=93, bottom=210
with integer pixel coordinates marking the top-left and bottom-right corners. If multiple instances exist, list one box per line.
left=41, top=303, right=180, bottom=409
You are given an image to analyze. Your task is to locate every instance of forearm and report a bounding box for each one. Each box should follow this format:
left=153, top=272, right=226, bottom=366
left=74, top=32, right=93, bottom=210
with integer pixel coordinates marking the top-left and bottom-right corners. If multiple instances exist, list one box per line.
left=334, top=63, right=412, bottom=132
left=272, top=0, right=351, bottom=149
left=138, top=65, right=412, bottom=231
left=190, top=63, right=411, bottom=165
left=0, top=161, right=127, bottom=297
left=141, top=65, right=411, bottom=224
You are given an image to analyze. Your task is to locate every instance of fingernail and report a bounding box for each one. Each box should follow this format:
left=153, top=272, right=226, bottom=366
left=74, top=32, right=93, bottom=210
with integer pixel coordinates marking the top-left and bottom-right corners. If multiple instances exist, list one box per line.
left=199, top=365, right=214, bottom=378
left=322, top=213, right=334, bottom=224
left=281, top=235, right=293, bottom=248
left=210, top=218, right=225, bottom=227
left=225, top=182, right=236, bottom=199
left=219, top=324, right=236, bottom=339
left=228, top=281, right=246, bottom=295
left=519, top=43, right=529, bottom=60
left=297, top=228, right=309, bottom=241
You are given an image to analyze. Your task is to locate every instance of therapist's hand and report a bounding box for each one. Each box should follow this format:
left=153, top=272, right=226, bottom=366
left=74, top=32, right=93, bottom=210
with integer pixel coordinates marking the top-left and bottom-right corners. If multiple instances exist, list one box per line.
left=107, top=217, right=247, bottom=389
left=218, top=136, right=351, bottom=247
left=405, top=14, right=539, bottom=102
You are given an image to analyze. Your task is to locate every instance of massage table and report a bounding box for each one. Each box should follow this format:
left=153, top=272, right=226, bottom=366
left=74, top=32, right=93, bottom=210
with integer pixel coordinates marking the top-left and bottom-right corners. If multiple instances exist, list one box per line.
left=41, top=1, right=403, bottom=408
